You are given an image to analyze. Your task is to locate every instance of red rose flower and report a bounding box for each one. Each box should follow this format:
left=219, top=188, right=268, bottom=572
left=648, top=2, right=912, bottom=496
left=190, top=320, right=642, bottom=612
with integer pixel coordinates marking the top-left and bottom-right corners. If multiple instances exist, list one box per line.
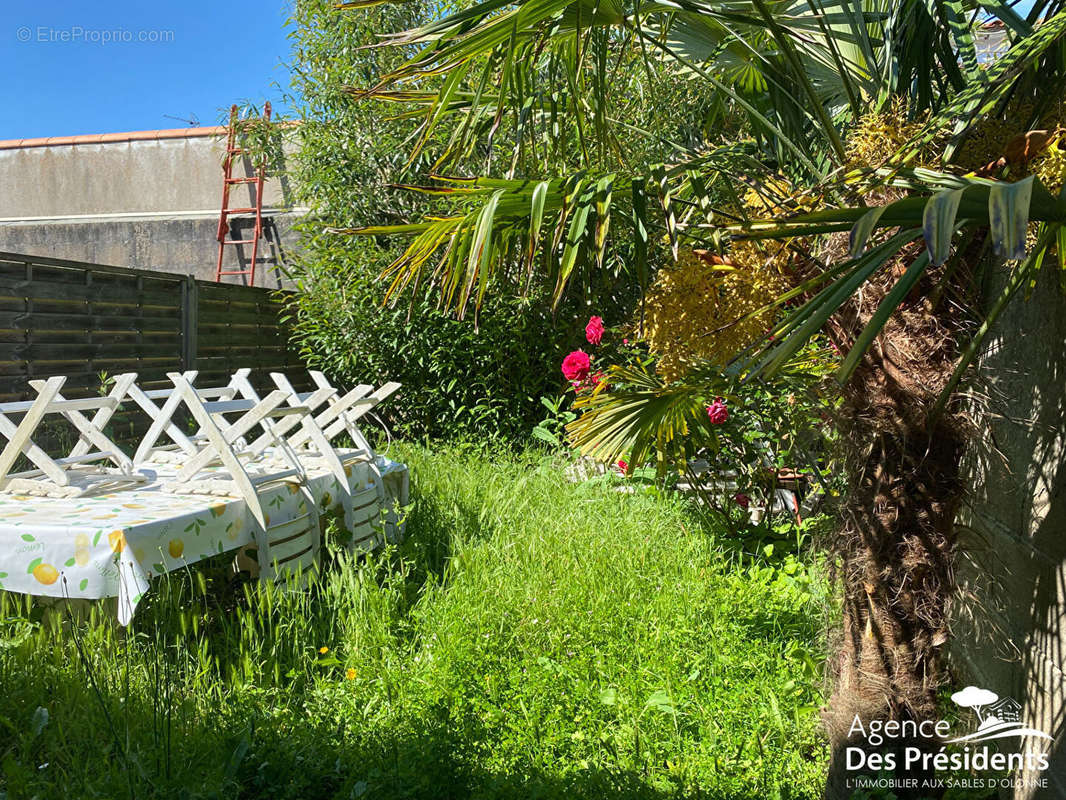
left=616, top=459, right=628, bottom=473
left=562, top=350, right=591, bottom=383
left=706, top=397, right=729, bottom=425
left=734, top=492, right=750, bottom=509
left=585, top=316, right=605, bottom=346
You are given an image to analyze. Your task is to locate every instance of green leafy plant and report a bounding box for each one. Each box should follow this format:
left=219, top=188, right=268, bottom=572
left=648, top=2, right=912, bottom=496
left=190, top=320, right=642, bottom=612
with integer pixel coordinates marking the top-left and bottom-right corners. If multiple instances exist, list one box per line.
left=317, top=0, right=1066, bottom=777
left=284, top=244, right=583, bottom=440
left=222, top=101, right=288, bottom=176
left=530, top=394, right=576, bottom=450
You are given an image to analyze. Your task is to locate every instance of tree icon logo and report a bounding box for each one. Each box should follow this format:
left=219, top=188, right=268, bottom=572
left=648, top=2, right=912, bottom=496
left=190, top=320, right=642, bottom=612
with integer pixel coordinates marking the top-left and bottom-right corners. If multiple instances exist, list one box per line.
left=948, top=686, right=1052, bottom=743
left=951, top=686, right=999, bottom=727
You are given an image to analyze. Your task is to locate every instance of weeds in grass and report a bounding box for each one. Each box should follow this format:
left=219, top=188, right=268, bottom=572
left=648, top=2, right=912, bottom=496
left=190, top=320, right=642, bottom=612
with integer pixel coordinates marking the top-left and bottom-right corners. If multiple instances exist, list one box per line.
left=0, top=444, right=828, bottom=798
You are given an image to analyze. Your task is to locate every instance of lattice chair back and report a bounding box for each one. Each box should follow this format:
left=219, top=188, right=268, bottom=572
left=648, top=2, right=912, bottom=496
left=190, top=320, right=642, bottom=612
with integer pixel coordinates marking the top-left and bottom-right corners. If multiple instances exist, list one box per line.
left=0, top=373, right=149, bottom=497
left=130, top=370, right=246, bottom=465
left=162, top=371, right=322, bottom=583
left=226, top=370, right=343, bottom=472
left=286, top=373, right=400, bottom=456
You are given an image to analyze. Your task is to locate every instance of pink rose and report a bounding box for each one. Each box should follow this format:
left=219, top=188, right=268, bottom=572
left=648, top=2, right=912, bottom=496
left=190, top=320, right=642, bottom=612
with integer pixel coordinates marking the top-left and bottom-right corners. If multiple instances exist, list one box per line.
left=706, top=397, right=728, bottom=425
left=585, top=316, right=605, bottom=346
left=562, top=350, right=591, bottom=383
left=734, top=492, right=750, bottom=509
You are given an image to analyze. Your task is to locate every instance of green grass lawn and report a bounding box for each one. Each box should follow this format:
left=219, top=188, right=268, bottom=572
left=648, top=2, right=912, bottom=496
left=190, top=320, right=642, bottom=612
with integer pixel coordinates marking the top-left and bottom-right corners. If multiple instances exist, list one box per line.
left=0, top=444, right=828, bottom=799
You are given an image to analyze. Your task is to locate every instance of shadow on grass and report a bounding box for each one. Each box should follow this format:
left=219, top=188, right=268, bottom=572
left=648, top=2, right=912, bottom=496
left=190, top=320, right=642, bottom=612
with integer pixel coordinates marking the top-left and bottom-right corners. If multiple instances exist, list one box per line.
left=5, top=620, right=807, bottom=800
left=227, top=718, right=692, bottom=800
left=5, top=683, right=733, bottom=800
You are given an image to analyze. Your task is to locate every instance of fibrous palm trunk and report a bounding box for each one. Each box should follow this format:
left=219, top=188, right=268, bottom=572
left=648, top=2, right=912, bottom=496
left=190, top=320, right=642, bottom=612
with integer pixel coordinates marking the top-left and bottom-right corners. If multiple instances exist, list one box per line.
left=822, top=256, right=969, bottom=799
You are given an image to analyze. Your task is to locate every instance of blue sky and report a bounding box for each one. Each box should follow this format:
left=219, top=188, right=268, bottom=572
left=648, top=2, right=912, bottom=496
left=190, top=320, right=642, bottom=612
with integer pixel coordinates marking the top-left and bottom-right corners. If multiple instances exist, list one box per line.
left=0, top=1, right=293, bottom=139
left=0, top=0, right=1047, bottom=140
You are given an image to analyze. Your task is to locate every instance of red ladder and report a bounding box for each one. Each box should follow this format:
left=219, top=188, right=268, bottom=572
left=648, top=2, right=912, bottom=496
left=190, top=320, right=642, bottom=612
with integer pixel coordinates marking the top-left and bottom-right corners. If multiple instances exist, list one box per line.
left=215, top=102, right=271, bottom=284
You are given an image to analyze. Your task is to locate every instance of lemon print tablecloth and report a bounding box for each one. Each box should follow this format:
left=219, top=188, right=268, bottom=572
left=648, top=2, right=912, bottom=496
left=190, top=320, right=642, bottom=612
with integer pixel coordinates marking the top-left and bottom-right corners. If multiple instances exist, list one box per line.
left=0, top=455, right=408, bottom=624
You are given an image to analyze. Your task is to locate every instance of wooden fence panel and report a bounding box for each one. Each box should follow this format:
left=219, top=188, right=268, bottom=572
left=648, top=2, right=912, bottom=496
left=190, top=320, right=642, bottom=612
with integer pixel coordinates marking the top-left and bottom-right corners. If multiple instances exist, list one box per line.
left=0, top=251, right=308, bottom=405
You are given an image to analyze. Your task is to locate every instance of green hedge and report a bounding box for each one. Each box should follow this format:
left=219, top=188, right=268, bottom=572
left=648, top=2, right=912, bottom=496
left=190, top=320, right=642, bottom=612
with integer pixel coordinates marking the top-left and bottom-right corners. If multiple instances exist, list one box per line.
left=285, top=239, right=588, bottom=441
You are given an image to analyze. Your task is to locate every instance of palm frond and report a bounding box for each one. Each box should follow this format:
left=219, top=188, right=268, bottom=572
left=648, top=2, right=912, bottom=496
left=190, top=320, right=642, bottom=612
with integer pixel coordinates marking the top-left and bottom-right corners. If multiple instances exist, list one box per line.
left=566, top=363, right=725, bottom=466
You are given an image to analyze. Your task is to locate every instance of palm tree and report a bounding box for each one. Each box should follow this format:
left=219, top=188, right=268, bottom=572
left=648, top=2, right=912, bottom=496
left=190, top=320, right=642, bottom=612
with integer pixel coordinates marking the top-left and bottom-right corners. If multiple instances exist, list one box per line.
left=333, top=0, right=1066, bottom=789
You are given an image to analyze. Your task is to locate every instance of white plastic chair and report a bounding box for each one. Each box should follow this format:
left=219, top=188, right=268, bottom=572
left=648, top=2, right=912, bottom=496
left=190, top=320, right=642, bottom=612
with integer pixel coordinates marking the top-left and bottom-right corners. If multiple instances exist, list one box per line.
left=161, top=371, right=322, bottom=582
left=130, top=370, right=247, bottom=465
left=227, top=370, right=385, bottom=552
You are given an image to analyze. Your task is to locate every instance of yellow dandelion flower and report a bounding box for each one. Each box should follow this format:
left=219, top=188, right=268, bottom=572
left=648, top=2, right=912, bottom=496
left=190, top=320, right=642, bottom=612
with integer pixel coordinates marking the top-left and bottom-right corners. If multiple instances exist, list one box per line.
left=345, top=668, right=357, bottom=681
left=319, top=646, right=329, bottom=655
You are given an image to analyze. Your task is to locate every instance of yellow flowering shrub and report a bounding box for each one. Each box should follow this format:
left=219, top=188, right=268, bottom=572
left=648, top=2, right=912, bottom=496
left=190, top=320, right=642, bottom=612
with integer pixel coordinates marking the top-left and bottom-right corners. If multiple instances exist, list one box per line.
left=641, top=244, right=789, bottom=381
left=845, top=99, right=935, bottom=170
left=741, top=178, right=808, bottom=215
left=1030, top=131, right=1066, bottom=194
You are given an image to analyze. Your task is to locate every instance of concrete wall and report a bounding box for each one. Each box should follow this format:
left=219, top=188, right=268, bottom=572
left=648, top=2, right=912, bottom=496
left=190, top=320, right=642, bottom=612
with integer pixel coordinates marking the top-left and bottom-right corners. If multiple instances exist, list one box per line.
left=0, top=134, right=293, bottom=218
left=0, top=128, right=303, bottom=285
left=0, top=215, right=297, bottom=285
left=952, top=263, right=1066, bottom=798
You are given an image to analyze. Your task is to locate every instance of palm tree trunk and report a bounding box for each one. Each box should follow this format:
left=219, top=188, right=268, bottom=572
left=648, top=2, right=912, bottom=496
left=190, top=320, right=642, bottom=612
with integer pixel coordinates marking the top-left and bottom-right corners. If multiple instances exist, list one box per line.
left=822, top=270, right=968, bottom=798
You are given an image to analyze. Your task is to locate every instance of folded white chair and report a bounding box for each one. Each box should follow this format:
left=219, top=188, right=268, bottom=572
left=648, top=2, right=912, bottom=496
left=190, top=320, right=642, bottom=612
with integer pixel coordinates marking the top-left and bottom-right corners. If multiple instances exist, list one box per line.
left=295, top=373, right=401, bottom=547
left=229, top=370, right=402, bottom=551
left=227, top=370, right=343, bottom=469
left=243, top=372, right=372, bottom=461
left=227, top=370, right=385, bottom=552
left=161, top=371, right=322, bottom=582
left=287, top=373, right=400, bottom=457
left=130, top=370, right=245, bottom=465
left=0, top=373, right=147, bottom=497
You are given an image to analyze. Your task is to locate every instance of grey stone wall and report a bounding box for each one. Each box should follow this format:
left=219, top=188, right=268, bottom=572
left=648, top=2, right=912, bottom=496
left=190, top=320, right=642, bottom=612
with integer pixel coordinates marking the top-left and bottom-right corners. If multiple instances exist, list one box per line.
left=952, top=263, right=1066, bottom=798
left=0, top=214, right=300, bottom=286
left=0, top=134, right=294, bottom=218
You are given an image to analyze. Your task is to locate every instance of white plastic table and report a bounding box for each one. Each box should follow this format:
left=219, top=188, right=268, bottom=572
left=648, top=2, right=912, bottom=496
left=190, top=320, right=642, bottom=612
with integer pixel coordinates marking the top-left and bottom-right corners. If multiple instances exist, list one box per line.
left=0, top=456, right=408, bottom=624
